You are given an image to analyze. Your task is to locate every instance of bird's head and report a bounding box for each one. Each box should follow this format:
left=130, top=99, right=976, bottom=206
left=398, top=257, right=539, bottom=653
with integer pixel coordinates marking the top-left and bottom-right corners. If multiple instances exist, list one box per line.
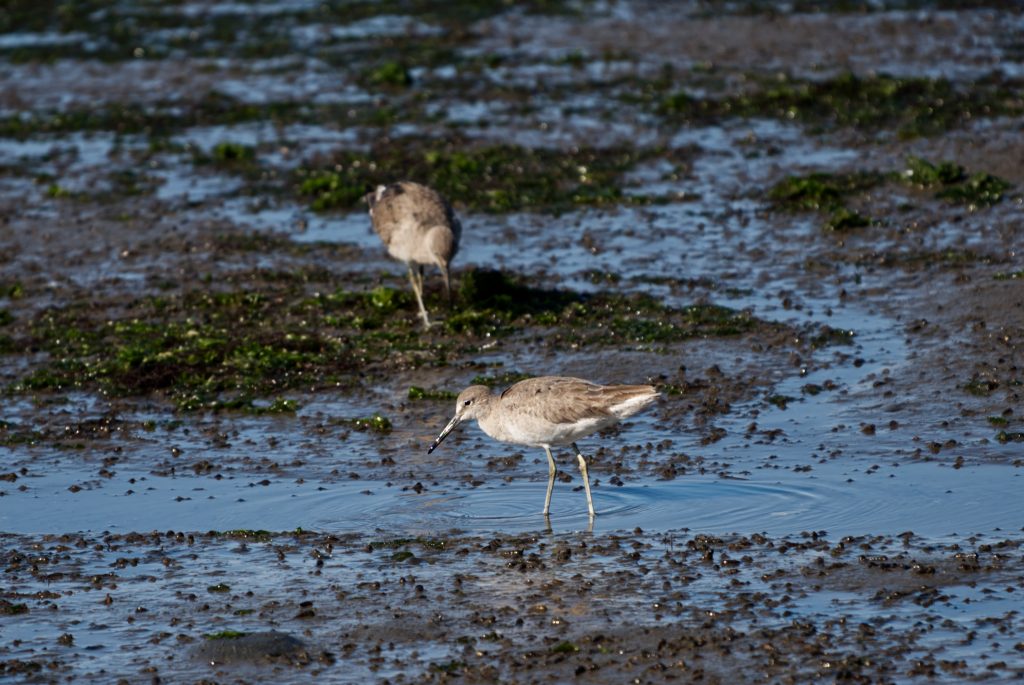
left=426, top=385, right=491, bottom=454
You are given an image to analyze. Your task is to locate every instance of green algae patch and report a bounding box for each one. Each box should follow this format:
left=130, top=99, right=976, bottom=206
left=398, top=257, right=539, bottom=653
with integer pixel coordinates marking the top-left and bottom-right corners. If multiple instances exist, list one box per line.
left=471, top=371, right=535, bottom=388
left=297, top=139, right=657, bottom=214
left=364, top=61, right=413, bottom=87
left=408, top=386, right=457, bottom=401
left=14, top=285, right=361, bottom=409
left=0, top=599, right=28, bottom=615
left=11, top=263, right=784, bottom=407
left=901, top=157, right=965, bottom=188
left=341, top=414, right=393, bottom=434
left=771, top=159, right=1011, bottom=231
left=208, top=142, right=256, bottom=165
left=808, top=326, right=855, bottom=349
left=1, top=281, right=23, bottom=299
left=207, top=583, right=231, bottom=593
left=550, top=641, right=579, bottom=654
left=299, top=172, right=366, bottom=212
left=8, top=267, right=460, bottom=409
left=767, top=394, right=796, bottom=409
left=964, top=376, right=999, bottom=397
left=450, top=268, right=765, bottom=346
left=657, top=73, right=1022, bottom=138
left=994, top=270, right=1024, bottom=281
left=936, top=173, right=1010, bottom=207
left=768, top=171, right=880, bottom=231
left=0, top=94, right=405, bottom=140
left=824, top=207, right=870, bottom=232
left=0, top=0, right=579, bottom=63
left=901, top=157, right=1011, bottom=207
left=768, top=172, right=883, bottom=212
left=996, top=431, right=1024, bottom=444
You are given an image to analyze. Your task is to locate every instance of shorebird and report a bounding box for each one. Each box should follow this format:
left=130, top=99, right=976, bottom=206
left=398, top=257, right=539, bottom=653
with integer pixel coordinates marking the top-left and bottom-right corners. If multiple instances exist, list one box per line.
left=428, top=376, right=659, bottom=517
left=365, top=181, right=461, bottom=329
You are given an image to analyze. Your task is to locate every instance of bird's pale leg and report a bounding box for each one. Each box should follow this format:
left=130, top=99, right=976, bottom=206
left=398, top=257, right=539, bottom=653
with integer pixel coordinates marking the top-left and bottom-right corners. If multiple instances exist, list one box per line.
left=572, top=442, right=596, bottom=518
left=439, top=263, right=453, bottom=308
left=542, top=446, right=556, bottom=516
left=406, top=264, right=431, bottom=329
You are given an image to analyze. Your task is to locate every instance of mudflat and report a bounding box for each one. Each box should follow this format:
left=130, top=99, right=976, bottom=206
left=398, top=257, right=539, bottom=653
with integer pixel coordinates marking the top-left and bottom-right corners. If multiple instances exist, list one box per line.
left=1, top=2, right=1022, bottom=682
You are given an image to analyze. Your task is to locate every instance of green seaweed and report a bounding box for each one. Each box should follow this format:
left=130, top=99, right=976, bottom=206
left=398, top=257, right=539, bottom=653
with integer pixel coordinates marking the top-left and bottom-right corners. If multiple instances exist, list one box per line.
left=343, top=414, right=393, bottom=434
left=12, top=265, right=781, bottom=407
left=994, top=270, right=1024, bottom=281
left=768, top=171, right=879, bottom=231
left=299, top=173, right=367, bottom=212
left=210, top=142, right=256, bottom=164
left=768, top=172, right=882, bottom=212
left=1, top=281, right=23, bottom=299
left=408, top=386, right=458, bottom=401
left=550, top=641, right=579, bottom=654
left=296, top=139, right=653, bottom=214
left=470, top=371, right=535, bottom=388
left=809, top=326, right=855, bottom=348
left=935, top=173, right=1010, bottom=207
left=657, top=72, right=1021, bottom=138
left=767, top=395, right=796, bottom=409
left=964, top=376, right=998, bottom=396
left=996, top=431, right=1024, bottom=443
left=0, top=599, right=29, bottom=615
left=365, top=61, right=413, bottom=87
left=901, top=157, right=1011, bottom=207
left=433, top=660, right=466, bottom=673
left=207, top=583, right=231, bottom=593
left=771, top=158, right=1010, bottom=231
left=824, top=207, right=871, bottom=232
left=0, top=94, right=391, bottom=140
left=901, top=157, right=965, bottom=187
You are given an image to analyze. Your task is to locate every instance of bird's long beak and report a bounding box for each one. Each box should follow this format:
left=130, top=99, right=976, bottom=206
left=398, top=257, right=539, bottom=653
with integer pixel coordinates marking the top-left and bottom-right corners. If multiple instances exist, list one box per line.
left=427, top=414, right=461, bottom=454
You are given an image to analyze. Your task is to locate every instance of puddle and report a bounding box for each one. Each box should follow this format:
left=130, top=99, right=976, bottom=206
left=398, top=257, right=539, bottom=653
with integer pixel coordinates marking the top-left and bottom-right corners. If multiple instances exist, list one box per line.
left=5, top=449, right=1019, bottom=540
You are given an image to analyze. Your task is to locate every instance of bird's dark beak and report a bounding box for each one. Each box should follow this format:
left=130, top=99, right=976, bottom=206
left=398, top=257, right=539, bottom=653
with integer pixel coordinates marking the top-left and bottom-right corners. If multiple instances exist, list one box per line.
left=427, top=415, right=460, bottom=454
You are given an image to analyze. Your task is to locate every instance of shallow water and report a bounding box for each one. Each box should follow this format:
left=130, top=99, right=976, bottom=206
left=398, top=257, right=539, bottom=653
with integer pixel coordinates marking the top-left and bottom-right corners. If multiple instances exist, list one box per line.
left=6, top=447, right=1019, bottom=539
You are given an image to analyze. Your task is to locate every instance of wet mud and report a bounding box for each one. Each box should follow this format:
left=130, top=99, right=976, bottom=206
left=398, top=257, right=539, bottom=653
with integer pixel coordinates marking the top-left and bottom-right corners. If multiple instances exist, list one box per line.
left=1, top=1, right=1023, bottom=682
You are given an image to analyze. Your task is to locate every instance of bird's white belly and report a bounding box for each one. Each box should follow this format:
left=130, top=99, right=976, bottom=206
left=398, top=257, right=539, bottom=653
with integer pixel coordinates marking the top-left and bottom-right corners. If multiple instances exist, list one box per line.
left=479, top=413, right=608, bottom=447
left=385, top=222, right=436, bottom=265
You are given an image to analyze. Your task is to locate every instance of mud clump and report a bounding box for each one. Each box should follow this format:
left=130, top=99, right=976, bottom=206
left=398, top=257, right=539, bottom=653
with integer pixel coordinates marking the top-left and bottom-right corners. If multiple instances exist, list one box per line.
left=194, top=631, right=332, bottom=667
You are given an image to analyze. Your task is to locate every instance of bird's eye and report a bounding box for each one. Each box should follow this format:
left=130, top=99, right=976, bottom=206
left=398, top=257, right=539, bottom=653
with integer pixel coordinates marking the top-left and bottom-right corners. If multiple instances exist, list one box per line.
left=463, top=399, right=472, bottom=406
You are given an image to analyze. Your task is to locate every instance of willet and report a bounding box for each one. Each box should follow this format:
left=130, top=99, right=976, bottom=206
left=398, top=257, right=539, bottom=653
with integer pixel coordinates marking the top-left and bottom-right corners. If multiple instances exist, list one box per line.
left=365, top=181, right=461, bottom=329
left=428, top=376, right=659, bottom=518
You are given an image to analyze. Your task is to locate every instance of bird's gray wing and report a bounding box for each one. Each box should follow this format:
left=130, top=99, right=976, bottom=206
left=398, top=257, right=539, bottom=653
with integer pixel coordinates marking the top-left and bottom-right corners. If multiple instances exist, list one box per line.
left=500, top=377, right=613, bottom=425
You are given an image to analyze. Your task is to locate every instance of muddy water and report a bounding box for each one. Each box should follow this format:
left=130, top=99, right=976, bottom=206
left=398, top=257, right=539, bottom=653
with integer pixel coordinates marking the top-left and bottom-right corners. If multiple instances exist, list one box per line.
left=3, top=1, right=1024, bottom=682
